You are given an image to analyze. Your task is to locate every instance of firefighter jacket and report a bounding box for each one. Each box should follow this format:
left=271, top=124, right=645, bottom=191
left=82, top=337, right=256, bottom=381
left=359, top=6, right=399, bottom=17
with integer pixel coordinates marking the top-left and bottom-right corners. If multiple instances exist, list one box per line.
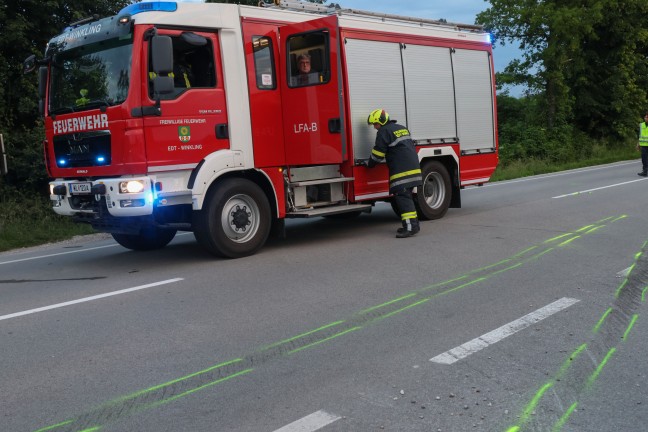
left=367, top=120, right=422, bottom=193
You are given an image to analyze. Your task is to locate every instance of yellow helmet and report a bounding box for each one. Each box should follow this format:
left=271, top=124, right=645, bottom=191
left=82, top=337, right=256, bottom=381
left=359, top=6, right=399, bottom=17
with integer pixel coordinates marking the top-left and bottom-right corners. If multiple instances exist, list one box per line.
left=367, top=109, right=389, bottom=126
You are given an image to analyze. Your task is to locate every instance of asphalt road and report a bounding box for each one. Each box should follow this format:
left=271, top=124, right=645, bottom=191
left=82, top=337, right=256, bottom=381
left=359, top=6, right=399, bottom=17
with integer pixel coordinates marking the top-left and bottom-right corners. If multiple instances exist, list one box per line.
left=1, top=160, right=647, bottom=432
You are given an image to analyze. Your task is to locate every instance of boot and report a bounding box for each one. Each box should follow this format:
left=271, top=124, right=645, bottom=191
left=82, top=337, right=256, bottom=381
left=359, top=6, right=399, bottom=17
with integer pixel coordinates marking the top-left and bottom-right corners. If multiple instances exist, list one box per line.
left=638, top=171, right=647, bottom=177
left=396, top=218, right=420, bottom=238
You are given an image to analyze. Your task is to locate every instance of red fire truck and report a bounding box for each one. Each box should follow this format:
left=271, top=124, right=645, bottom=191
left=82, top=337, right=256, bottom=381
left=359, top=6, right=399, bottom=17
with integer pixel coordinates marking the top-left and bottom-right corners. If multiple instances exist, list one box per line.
left=24, top=0, right=498, bottom=258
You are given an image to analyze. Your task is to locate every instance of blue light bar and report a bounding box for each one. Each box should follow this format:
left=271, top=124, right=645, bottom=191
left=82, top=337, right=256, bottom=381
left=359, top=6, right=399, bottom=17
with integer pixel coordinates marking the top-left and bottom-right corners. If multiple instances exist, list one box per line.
left=58, top=159, right=67, bottom=166
left=97, top=156, right=106, bottom=163
left=118, top=2, right=178, bottom=18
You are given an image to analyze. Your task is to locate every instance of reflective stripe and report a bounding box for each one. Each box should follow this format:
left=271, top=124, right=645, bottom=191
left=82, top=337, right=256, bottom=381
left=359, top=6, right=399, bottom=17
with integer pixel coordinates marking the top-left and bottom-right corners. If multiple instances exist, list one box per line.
left=388, top=136, right=412, bottom=147
left=390, top=169, right=422, bottom=181
left=390, top=177, right=419, bottom=189
left=372, top=149, right=386, bottom=157
left=401, top=211, right=417, bottom=220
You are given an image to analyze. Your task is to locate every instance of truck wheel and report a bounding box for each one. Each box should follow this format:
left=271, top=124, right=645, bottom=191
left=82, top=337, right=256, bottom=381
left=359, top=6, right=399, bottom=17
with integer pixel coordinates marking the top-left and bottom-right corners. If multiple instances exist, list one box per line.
left=415, top=160, right=451, bottom=220
left=193, top=178, right=271, bottom=258
left=112, top=227, right=177, bottom=251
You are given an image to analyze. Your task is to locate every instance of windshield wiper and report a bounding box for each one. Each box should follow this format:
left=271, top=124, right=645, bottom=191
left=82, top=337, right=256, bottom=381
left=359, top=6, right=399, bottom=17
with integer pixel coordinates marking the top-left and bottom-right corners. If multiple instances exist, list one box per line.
left=81, top=98, right=113, bottom=111
left=49, top=106, right=76, bottom=115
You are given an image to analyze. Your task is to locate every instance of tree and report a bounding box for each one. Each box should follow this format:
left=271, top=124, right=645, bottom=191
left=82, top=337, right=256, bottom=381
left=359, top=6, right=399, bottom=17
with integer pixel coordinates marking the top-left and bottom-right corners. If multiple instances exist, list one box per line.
left=0, top=1, right=133, bottom=194
left=477, top=0, right=648, bottom=141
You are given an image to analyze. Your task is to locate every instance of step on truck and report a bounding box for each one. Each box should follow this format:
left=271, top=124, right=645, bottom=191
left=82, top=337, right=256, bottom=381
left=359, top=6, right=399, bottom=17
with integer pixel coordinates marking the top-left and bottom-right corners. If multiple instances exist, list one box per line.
left=24, top=0, right=498, bottom=258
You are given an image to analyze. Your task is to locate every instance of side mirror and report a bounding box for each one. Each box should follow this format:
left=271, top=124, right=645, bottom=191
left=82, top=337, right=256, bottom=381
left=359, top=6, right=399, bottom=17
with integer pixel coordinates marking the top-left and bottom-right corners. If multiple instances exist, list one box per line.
left=23, top=55, right=36, bottom=74
left=38, top=66, right=48, bottom=99
left=153, top=76, right=174, bottom=96
left=151, top=35, right=173, bottom=74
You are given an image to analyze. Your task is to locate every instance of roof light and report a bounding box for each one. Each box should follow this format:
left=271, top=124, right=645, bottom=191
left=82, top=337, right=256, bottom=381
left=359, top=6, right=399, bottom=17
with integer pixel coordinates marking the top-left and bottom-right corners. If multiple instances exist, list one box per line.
left=118, top=2, right=178, bottom=18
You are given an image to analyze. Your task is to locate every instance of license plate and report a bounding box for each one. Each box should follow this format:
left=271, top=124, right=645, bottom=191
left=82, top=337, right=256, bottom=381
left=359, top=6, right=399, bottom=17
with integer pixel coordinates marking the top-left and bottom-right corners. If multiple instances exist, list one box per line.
left=70, top=182, right=92, bottom=194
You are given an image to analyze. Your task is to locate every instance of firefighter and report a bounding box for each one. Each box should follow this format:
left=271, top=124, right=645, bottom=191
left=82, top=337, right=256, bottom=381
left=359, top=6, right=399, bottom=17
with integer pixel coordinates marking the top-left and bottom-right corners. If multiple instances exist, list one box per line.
left=361, top=109, right=423, bottom=238
left=637, top=111, right=648, bottom=176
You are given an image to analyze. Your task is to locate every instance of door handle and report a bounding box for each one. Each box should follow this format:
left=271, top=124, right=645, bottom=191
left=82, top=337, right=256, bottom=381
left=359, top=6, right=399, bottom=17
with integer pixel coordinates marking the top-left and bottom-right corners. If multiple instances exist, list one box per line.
left=215, top=123, right=229, bottom=139
left=328, top=118, right=341, bottom=134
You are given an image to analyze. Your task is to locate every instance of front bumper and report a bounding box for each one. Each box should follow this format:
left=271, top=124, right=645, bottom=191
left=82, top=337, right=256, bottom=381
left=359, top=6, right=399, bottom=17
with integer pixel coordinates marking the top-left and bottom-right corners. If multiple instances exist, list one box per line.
left=49, top=177, right=155, bottom=217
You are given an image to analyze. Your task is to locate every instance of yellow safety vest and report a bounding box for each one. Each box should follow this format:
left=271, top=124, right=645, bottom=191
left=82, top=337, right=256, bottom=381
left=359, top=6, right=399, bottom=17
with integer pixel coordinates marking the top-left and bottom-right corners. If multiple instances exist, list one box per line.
left=640, top=123, right=648, bottom=146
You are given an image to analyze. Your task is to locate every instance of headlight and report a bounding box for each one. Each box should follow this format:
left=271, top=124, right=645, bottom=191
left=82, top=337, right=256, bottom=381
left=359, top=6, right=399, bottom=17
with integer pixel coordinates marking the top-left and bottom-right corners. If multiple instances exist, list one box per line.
left=120, top=180, right=145, bottom=194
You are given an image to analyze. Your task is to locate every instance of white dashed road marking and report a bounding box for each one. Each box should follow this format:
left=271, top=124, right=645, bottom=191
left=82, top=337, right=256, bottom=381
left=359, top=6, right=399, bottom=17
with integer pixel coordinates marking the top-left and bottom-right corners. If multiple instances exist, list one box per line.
left=430, top=297, right=580, bottom=365
left=272, top=410, right=341, bottom=432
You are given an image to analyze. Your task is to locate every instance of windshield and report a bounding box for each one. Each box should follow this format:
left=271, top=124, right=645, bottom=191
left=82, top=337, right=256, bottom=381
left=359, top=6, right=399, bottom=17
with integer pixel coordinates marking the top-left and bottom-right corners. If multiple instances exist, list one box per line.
left=49, top=38, right=133, bottom=114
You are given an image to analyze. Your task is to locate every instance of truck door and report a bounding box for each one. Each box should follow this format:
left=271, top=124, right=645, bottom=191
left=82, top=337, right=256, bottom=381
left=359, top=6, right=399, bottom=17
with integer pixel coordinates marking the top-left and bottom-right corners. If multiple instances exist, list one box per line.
left=141, top=30, right=229, bottom=170
left=279, top=16, right=344, bottom=166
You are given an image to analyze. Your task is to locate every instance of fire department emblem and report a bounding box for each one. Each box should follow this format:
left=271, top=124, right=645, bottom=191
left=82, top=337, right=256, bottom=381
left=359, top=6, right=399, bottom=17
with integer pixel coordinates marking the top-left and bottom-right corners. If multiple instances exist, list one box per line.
left=178, top=126, right=191, bottom=142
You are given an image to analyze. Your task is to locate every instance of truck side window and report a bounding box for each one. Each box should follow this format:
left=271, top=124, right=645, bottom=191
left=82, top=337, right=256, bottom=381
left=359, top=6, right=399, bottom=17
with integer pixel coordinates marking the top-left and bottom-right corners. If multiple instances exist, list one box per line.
left=149, top=34, right=216, bottom=100
left=287, top=31, right=329, bottom=88
left=253, top=36, right=276, bottom=90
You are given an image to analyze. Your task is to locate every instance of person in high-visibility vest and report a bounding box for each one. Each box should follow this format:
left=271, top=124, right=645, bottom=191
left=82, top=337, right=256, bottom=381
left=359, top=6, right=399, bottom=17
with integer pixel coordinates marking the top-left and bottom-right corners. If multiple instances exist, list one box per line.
left=361, top=108, right=423, bottom=238
left=637, top=111, right=648, bottom=177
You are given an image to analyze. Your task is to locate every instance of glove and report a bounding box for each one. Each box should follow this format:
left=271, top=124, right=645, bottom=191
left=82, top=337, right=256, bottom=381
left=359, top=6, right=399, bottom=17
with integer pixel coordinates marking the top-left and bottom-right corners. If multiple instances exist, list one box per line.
left=355, top=159, right=369, bottom=167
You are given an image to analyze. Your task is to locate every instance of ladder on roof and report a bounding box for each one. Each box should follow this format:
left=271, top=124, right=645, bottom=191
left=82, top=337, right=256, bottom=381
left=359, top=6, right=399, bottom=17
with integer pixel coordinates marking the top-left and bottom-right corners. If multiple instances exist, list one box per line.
left=259, top=0, right=484, bottom=32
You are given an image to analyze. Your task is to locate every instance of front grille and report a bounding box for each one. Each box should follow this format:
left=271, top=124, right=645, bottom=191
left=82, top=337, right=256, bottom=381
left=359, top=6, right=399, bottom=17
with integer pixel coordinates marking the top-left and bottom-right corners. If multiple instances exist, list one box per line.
left=53, top=130, right=111, bottom=168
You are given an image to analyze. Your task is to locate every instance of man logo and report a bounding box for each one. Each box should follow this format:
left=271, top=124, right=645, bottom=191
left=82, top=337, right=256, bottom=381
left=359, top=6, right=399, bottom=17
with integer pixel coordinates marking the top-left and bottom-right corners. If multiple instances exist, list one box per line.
left=178, top=126, right=191, bottom=142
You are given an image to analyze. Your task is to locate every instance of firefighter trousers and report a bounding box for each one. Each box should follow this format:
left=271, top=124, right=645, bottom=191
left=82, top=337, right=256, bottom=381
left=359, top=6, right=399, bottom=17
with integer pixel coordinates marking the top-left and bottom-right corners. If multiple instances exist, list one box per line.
left=394, top=187, right=417, bottom=222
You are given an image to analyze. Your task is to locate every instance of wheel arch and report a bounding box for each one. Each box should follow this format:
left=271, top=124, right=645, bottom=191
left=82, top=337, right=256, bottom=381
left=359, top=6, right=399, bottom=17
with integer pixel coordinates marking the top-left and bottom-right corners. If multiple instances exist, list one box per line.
left=192, top=163, right=279, bottom=221
left=418, top=151, right=461, bottom=209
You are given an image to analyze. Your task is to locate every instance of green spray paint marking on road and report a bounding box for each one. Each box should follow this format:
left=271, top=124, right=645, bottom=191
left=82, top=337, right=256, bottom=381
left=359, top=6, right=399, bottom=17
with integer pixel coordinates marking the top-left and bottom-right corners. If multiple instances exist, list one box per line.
left=505, top=226, right=648, bottom=432
left=576, top=225, right=595, bottom=232
left=34, top=420, right=74, bottom=432
left=288, top=327, right=362, bottom=355
left=113, top=358, right=244, bottom=404
left=529, top=247, right=555, bottom=260
left=558, top=236, right=580, bottom=247
left=261, top=320, right=346, bottom=351
left=516, top=381, right=554, bottom=427
left=586, top=348, right=616, bottom=389
left=592, top=308, right=613, bottom=334
left=543, top=233, right=573, bottom=243
left=146, top=368, right=254, bottom=410
left=513, top=245, right=539, bottom=257
left=552, top=402, right=578, bottom=432
left=506, top=344, right=586, bottom=432
left=556, top=344, right=588, bottom=380
left=34, top=216, right=626, bottom=432
left=368, top=298, right=432, bottom=324
left=78, top=428, right=101, bottom=432
left=622, top=315, right=638, bottom=341
left=585, top=226, right=602, bottom=234
left=359, top=293, right=418, bottom=315
left=615, top=278, right=628, bottom=298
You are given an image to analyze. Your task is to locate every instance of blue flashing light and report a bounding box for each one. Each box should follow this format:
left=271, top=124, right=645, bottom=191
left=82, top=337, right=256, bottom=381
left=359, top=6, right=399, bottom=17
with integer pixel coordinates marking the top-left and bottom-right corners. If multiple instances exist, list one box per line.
left=97, top=156, right=106, bottom=163
left=118, top=2, right=178, bottom=18
left=486, top=33, right=492, bottom=44
left=146, top=192, right=154, bottom=204
left=58, top=159, right=67, bottom=166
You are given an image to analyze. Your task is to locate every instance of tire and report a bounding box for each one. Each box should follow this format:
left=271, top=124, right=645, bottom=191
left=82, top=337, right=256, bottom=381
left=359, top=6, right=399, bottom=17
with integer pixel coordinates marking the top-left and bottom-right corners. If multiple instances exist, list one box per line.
left=415, top=160, right=452, bottom=220
left=112, top=227, right=177, bottom=251
left=193, top=178, right=271, bottom=258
